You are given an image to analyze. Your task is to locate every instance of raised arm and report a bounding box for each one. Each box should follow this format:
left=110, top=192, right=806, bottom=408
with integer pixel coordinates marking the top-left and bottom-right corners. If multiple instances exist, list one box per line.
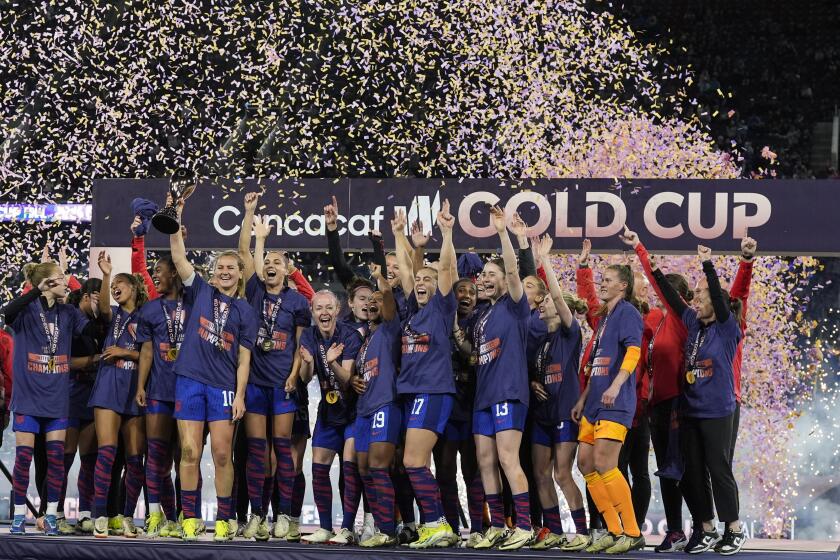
left=510, top=214, right=536, bottom=279
left=436, top=200, right=455, bottom=295
left=253, top=214, right=270, bottom=280
left=169, top=200, right=194, bottom=282
left=698, top=246, right=729, bottom=323
left=371, top=264, right=396, bottom=321
left=369, top=232, right=388, bottom=280
left=620, top=227, right=680, bottom=316
left=730, top=236, right=756, bottom=327
left=288, top=262, right=314, bottom=301
left=130, top=217, right=158, bottom=299
left=410, top=220, right=428, bottom=277
left=238, top=192, right=259, bottom=282
left=491, top=206, right=523, bottom=302
left=325, top=196, right=356, bottom=288
left=2, top=286, right=43, bottom=326
left=536, top=235, right=573, bottom=328
left=96, top=250, right=113, bottom=323
left=575, top=239, right=600, bottom=329
left=651, top=267, right=689, bottom=318
left=391, top=210, right=415, bottom=295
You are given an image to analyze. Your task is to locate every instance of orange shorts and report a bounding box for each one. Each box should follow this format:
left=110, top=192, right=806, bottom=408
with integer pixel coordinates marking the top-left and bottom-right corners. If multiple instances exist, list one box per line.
left=577, top=416, right=628, bottom=445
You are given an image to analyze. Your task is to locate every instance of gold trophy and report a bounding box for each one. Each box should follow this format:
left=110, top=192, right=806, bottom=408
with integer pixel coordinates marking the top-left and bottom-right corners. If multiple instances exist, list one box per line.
left=151, top=168, right=197, bottom=234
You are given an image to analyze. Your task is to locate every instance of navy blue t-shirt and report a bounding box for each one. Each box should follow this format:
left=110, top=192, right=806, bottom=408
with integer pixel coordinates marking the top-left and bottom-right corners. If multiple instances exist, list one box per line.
left=88, top=306, right=141, bottom=415
left=300, top=323, right=363, bottom=426
left=397, top=290, right=457, bottom=396
left=530, top=320, right=582, bottom=425
left=10, top=299, right=88, bottom=418
left=356, top=317, right=401, bottom=417
left=583, top=299, right=643, bottom=428
left=246, top=275, right=311, bottom=387
left=136, top=296, right=191, bottom=402
left=681, top=308, right=741, bottom=419
left=174, top=274, right=258, bottom=390
left=473, top=293, right=531, bottom=411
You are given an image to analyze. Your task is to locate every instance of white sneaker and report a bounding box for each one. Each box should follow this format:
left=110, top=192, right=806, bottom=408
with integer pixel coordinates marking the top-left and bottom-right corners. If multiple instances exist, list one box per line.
left=94, top=516, right=109, bottom=538
left=328, top=527, right=358, bottom=545
left=301, top=527, right=334, bottom=543
left=273, top=513, right=290, bottom=538
left=243, top=514, right=266, bottom=540
left=122, top=516, right=140, bottom=538
left=360, top=512, right=376, bottom=543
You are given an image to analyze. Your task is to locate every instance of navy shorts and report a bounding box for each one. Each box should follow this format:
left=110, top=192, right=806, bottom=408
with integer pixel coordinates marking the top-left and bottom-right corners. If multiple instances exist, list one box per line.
left=13, top=414, right=69, bottom=434
left=245, top=383, right=298, bottom=416
left=404, top=393, right=453, bottom=435
left=146, top=399, right=176, bottom=416
left=473, top=400, right=527, bottom=436
left=532, top=420, right=579, bottom=447
left=174, top=376, right=234, bottom=423
left=311, top=417, right=354, bottom=453
left=443, top=418, right=472, bottom=442
left=354, top=403, right=403, bottom=453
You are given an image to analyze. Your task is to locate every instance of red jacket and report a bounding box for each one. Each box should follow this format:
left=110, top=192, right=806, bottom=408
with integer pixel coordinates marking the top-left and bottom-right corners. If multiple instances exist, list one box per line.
left=0, top=328, right=13, bottom=410
left=729, top=259, right=753, bottom=403
left=636, top=244, right=689, bottom=408
left=131, top=236, right=159, bottom=300
left=576, top=266, right=602, bottom=389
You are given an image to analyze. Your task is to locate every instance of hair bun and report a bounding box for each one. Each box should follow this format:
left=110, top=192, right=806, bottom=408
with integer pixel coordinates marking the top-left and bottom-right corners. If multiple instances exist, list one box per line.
left=684, top=288, right=695, bottom=302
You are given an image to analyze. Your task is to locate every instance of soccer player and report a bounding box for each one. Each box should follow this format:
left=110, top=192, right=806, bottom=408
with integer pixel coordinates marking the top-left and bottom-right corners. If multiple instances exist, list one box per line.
left=237, top=193, right=311, bottom=541
left=168, top=197, right=258, bottom=541
left=465, top=207, right=534, bottom=550
left=351, top=264, right=402, bottom=547
left=134, top=251, right=188, bottom=538
left=529, top=235, right=589, bottom=550
left=3, top=262, right=89, bottom=535
left=298, top=290, right=363, bottom=544
left=571, top=259, right=645, bottom=554
left=88, top=252, right=148, bottom=538
left=391, top=201, right=458, bottom=548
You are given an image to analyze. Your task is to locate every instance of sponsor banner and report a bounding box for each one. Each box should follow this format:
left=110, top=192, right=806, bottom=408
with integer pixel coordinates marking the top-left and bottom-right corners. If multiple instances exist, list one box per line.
left=92, top=178, right=840, bottom=254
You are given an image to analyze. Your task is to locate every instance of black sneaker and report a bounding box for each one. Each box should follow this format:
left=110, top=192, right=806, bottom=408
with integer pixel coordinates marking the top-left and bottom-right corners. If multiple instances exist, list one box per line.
left=685, top=528, right=721, bottom=554
left=655, top=530, right=687, bottom=552
left=714, top=528, right=746, bottom=556
left=397, top=525, right=418, bottom=546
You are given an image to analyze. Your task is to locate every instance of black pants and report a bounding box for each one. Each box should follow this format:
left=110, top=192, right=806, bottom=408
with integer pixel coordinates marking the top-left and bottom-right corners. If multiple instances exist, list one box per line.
left=679, top=413, right=739, bottom=524
left=618, top=413, right=651, bottom=525
left=649, top=398, right=684, bottom=532
left=233, top=422, right=249, bottom=522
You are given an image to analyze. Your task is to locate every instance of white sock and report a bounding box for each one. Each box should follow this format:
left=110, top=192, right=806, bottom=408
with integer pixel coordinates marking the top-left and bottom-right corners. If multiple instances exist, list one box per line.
left=406, top=522, right=416, bottom=530
left=291, top=516, right=300, bottom=523
left=79, top=511, right=91, bottom=520
left=46, top=502, right=58, bottom=515
left=14, top=504, right=26, bottom=516
left=149, top=503, right=161, bottom=514
left=426, top=520, right=440, bottom=528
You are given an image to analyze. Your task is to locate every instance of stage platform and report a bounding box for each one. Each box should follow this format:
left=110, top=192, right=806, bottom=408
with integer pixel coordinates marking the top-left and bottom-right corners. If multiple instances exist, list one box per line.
left=0, top=531, right=837, bottom=560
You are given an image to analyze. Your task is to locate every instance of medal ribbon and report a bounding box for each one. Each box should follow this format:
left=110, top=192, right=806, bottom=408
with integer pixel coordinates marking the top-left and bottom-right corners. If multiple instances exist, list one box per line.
left=535, top=338, right=551, bottom=383
left=646, top=316, right=666, bottom=374
left=213, top=294, right=231, bottom=349
left=112, top=309, right=134, bottom=345
left=686, top=327, right=708, bottom=371
left=472, top=304, right=494, bottom=362
left=162, top=298, right=184, bottom=347
left=39, top=307, right=59, bottom=361
left=586, top=307, right=614, bottom=370
left=260, top=294, right=283, bottom=348
left=318, top=336, right=340, bottom=398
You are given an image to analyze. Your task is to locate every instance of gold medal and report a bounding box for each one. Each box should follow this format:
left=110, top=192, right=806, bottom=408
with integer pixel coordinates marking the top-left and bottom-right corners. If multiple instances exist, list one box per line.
left=325, top=390, right=339, bottom=404
left=47, top=357, right=55, bottom=372
left=167, top=348, right=179, bottom=361
left=261, top=339, right=274, bottom=352
left=686, top=370, right=696, bottom=385
left=469, top=354, right=477, bottom=366
left=216, top=340, right=226, bottom=352
left=584, top=364, right=592, bottom=377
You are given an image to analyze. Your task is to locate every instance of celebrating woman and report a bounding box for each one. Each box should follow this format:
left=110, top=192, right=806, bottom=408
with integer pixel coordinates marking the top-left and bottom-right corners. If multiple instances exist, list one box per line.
left=462, top=207, right=533, bottom=550
left=570, top=258, right=644, bottom=554
left=651, top=245, right=746, bottom=555
left=134, top=251, right=188, bottom=538
left=298, top=290, right=363, bottom=544
left=391, top=201, right=458, bottom=548
left=351, top=264, right=402, bottom=547
left=168, top=197, right=258, bottom=542
left=529, top=235, right=589, bottom=550
left=3, top=262, right=89, bottom=535
left=237, top=193, right=311, bottom=541
left=88, top=252, right=148, bottom=538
